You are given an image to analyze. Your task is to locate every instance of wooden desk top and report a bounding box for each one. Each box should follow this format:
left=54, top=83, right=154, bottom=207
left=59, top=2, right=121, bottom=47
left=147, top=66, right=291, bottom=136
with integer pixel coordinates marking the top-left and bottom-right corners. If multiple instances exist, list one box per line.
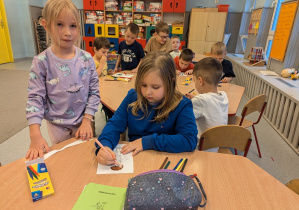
left=99, top=73, right=245, bottom=116
left=193, top=53, right=209, bottom=63
left=1, top=138, right=299, bottom=209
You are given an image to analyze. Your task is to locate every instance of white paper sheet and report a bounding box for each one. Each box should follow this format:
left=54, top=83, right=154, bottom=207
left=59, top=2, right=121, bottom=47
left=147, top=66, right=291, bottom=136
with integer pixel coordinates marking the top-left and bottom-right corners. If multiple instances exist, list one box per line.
left=260, top=71, right=279, bottom=76
left=44, top=139, right=86, bottom=160
left=97, top=144, right=134, bottom=174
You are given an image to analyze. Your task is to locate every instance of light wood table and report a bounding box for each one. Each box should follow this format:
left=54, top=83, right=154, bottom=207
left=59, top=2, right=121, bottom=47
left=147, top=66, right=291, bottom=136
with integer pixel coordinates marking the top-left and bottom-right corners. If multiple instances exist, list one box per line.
left=99, top=73, right=245, bottom=116
left=1, top=138, right=299, bottom=209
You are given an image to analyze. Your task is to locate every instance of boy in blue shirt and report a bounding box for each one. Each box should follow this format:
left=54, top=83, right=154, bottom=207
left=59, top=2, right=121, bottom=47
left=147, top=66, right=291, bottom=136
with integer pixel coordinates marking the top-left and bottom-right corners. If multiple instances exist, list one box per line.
left=114, top=23, right=145, bottom=73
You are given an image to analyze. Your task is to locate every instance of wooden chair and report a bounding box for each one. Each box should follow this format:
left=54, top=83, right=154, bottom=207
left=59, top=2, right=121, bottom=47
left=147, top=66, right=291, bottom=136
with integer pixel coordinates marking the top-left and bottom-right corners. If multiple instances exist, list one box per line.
left=286, top=179, right=299, bottom=195
left=228, top=94, right=267, bottom=158
left=199, top=125, right=252, bottom=157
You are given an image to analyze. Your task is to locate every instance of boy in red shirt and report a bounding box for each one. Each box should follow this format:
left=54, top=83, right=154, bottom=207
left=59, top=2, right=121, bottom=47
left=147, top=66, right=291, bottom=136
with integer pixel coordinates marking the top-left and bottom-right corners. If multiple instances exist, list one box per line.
left=174, top=48, right=194, bottom=75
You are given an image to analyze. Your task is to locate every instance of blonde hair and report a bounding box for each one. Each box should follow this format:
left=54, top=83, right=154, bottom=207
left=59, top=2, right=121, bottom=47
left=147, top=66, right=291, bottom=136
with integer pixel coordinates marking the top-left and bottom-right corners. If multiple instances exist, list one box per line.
left=42, top=0, right=81, bottom=46
left=211, top=42, right=227, bottom=55
left=129, top=52, right=183, bottom=123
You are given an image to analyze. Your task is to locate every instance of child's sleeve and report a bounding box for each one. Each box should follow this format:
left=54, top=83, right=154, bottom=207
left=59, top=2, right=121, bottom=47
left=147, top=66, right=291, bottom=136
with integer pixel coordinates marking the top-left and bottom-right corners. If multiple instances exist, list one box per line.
left=95, top=89, right=133, bottom=154
left=85, top=60, right=100, bottom=116
left=141, top=98, right=198, bottom=153
left=26, top=57, right=47, bottom=125
left=191, top=95, right=206, bottom=119
left=223, top=60, right=236, bottom=78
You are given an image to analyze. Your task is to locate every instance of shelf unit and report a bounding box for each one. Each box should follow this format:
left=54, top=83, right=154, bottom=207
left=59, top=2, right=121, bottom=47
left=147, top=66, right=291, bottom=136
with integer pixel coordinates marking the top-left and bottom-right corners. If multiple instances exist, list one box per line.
left=82, top=0, right=186, bottom=55
left=34, top=19, right=48, bottom=54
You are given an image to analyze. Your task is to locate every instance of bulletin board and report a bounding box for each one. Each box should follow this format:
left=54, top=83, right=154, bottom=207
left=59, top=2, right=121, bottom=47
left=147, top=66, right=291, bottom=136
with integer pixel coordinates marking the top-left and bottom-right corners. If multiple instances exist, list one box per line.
left=269, top=1, right=298, bottom=62
left=248, top=9, right=263, bottom=35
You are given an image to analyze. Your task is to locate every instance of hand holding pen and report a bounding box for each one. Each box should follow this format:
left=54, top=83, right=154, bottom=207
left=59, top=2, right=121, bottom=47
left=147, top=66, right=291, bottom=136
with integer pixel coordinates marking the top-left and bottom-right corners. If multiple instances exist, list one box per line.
left=185, top=89, right=196, bottom=99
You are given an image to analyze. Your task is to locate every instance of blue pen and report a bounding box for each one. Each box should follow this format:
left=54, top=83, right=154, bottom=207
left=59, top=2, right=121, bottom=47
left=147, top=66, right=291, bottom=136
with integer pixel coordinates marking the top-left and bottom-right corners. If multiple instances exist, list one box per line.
left=173, top=158, right=183, bottom=170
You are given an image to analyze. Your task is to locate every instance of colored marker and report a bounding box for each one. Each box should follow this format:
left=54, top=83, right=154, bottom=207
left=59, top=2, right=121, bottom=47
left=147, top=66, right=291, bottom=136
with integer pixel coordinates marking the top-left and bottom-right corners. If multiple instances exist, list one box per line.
left=188, top=89, right=195, bottom=94
left=180, top=158, right=188, bottom=172
left=159, top=157, right=168, bottom=169
left=176, top=158, right=186, bottom=171
left=173, top=159, right=183, bottom=170
left=164, top=161, right=170, bottom=169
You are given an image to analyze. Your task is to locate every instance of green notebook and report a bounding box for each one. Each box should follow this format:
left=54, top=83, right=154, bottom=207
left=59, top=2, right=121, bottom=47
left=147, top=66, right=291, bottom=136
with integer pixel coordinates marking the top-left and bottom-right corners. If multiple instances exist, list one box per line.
left=72, top=183, right=127, bottom=210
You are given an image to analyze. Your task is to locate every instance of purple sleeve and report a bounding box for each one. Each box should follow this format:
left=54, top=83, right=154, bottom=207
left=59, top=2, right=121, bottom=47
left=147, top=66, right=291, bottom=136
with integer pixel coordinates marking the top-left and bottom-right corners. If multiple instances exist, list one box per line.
left=26, top=57, right=47, bottom=125
left=85, top=59, right=100, bottom=116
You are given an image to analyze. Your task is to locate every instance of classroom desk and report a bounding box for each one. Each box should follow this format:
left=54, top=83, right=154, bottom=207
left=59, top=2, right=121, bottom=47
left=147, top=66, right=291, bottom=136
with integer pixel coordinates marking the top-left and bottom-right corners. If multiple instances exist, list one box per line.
left=1, top=138, right=299, bottom=209
left=99, top=74, right=245, bottom=116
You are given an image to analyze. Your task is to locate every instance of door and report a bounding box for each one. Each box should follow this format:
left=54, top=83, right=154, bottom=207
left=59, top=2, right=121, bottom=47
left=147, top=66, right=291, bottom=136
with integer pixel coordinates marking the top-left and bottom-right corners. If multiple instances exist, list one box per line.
left=206, top=12, right=227, bottom=42
left=174, top=0, right=186, bottom=13
left=188, top=11, right=208, bottom=41
left=163, top=0, right=174, bottom=12
left=0, top=1, right=13, bottom=64
left=94, top=0, right=104, bottom=10
left=83, top=0, right=94, bottom=10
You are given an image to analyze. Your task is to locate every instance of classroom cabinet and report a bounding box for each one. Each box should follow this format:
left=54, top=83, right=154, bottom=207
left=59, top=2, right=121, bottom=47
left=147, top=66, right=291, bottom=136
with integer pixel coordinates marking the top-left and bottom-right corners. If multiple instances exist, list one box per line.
left=188, top=9, right=227, bottom=54
left=163, top=0, right=186, bottom=13
left=83, top=0, right=104, bottom=10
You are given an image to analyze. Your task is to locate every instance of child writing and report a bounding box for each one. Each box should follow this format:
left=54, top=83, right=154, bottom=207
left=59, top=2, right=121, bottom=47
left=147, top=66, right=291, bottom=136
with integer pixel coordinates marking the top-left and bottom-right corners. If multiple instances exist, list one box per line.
left=174, top=48, right=194, bottom=75
left=114, top=23, right=145, bottom=73
left=93, top=37, right=113, bottom=76
left=26, top=0, right=100, bottom=160
left=144, top=22, right=172, bottom=54
left=185, top=57, right=228, bottom=152
left=95, top=52, right=198, bottom=165
left=169, top=35, right=181, bottom=59
left=210, top=42, right=236, bottom=83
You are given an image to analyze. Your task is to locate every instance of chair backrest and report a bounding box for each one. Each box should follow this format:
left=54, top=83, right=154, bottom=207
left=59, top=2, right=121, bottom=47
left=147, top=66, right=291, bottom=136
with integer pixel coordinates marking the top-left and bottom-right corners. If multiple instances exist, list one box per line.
left=241, top=94, right=267, bottom=117
left=199, top=125, right=252, bottom=157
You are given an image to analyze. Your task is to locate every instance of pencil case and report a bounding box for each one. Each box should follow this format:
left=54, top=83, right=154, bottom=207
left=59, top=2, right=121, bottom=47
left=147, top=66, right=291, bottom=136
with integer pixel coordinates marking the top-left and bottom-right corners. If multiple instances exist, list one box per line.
left=124, top=169, right=207, bottom=209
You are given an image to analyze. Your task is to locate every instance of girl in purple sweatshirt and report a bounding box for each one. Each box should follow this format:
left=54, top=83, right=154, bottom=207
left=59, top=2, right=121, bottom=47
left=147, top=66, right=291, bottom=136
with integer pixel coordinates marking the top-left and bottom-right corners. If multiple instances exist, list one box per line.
left=26, top=0, right=100, bottom=160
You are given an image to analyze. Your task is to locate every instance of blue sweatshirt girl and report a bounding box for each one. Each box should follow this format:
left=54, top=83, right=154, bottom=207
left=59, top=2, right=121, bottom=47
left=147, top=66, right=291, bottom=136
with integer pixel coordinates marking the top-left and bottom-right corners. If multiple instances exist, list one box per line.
left=96, top=52, right=197, bottom=165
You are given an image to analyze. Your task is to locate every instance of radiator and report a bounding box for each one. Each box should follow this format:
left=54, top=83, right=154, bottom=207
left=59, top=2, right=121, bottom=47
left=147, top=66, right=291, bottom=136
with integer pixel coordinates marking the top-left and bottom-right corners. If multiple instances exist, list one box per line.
left=229, top=59, right=299, bottom=154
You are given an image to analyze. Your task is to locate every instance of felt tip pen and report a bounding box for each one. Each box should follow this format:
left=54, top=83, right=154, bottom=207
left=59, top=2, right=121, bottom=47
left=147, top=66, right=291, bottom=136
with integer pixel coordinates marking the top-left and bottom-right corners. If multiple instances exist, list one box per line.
left=188, top=89, right=195, bottom=94
left=173, top=159, right=183, bottom=170
left=164, top=161, right=170, bottom=169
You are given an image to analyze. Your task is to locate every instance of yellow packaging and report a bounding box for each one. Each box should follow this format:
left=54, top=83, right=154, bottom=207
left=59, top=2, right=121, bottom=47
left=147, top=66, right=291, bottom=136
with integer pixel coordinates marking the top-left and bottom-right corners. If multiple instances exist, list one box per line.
left=26, top=158, right=54, bottom=202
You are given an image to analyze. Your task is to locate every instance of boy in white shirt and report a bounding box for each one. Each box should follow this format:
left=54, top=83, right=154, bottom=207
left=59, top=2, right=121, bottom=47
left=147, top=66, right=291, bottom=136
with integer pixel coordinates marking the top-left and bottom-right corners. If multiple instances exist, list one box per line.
left=169, top=36, right=181, bottom=59
left=186, top=57, right=228, bottom=152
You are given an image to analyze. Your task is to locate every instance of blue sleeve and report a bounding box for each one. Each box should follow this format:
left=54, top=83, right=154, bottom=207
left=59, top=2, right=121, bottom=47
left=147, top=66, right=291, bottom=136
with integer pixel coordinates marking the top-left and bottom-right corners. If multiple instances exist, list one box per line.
left=95, top=89, right=134, bottom=154
left=137, top=42, right=145, bottom=59
left=142, top=98, right=198, bottom=153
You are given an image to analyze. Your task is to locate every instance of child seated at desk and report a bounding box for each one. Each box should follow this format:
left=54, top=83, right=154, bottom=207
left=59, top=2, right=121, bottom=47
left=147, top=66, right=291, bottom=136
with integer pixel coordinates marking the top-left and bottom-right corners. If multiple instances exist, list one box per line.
left=93, top=37, right=112, bottom=77
left=144, top=22, right=172, bottom=54
left=210, top=42, right=236, bottom=83
left=174, top=48, right=194, bottom=75
left=95, top=52, right=198, bottom=165
left=169, top=35, right=181, bottom=59
left=114, top=23, right=145, bottom=73
left=185, top=57, right=228, bottom=152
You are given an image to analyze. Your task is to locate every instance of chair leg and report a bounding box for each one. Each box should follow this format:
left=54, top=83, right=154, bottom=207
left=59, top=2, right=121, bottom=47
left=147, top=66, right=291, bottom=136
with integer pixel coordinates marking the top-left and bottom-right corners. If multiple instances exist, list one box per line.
left=252, top=124, right=262, bottom=158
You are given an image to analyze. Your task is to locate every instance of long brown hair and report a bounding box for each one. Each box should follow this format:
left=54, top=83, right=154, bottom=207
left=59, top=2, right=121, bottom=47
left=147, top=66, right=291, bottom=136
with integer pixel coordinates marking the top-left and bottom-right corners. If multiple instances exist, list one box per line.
left=129, top=52, right=183, bottom=123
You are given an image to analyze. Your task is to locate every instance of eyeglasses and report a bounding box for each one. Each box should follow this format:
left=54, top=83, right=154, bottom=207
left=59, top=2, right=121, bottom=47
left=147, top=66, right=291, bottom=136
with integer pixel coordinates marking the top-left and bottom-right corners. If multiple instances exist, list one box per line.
left=157, top=34, right=169, bottom=40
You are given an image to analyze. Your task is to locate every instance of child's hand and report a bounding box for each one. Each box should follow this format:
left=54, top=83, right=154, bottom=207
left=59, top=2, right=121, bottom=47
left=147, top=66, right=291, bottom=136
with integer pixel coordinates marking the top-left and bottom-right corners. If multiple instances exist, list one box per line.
left=185, top=93, right=195, bottom=99
left=99, top=55, right=107, bottom=66
left=185, top=70, right=193, bottom=75
left=76, top=117, right=93, bottom=140
left=107, top=69, right=114, bottom=75
left=96, top=146, right=116, bottom=165
left=26, top=136, right=50, bottom=160
left=176, top=70, right=181, bottom=75
left=121, top=138, right=143, bottom=156
left=131, top=68, right=138, bottom=73
left=221, top=77, right=233, bottom=83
